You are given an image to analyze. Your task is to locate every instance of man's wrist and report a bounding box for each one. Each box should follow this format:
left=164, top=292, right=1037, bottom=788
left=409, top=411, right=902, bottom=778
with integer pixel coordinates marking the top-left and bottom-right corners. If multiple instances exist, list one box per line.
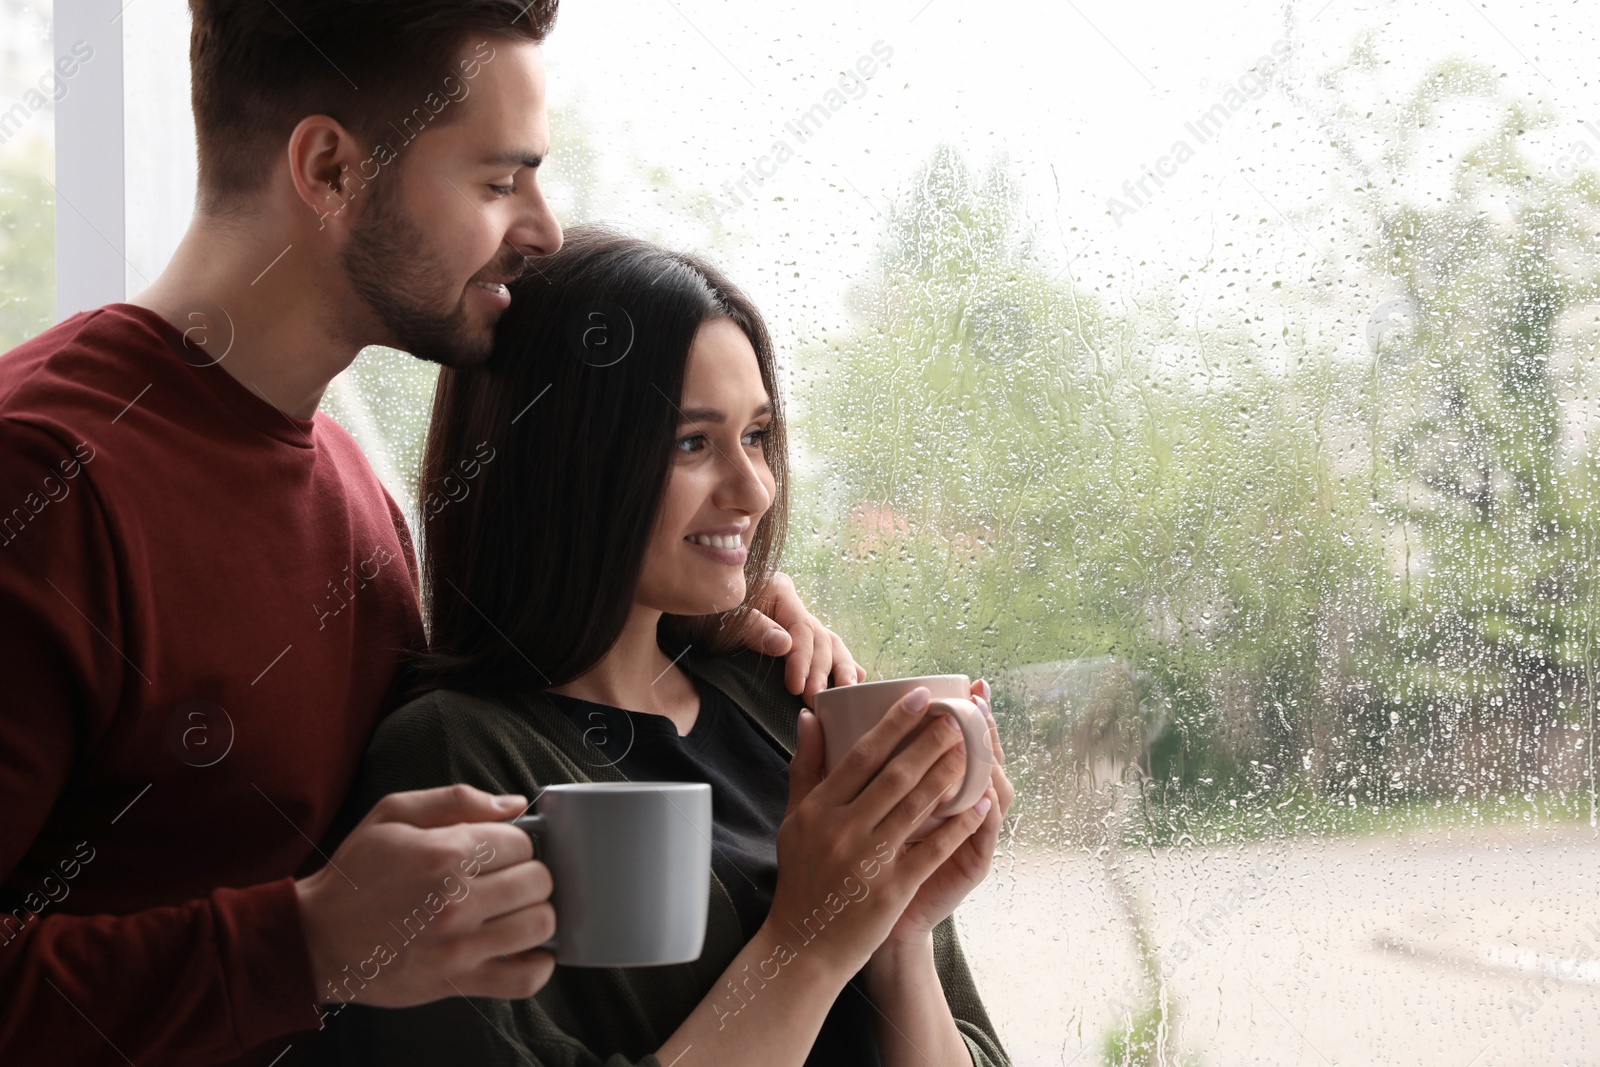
left=293, top=873, right=334, bottom=1003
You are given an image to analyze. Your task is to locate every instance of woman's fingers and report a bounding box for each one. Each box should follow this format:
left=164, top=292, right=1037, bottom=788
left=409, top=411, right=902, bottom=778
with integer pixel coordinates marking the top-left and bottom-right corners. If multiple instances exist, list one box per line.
left=847, top=706, right=968, bottom=828
left=972, top=783, right=1003, bottom=857
left=785, top=710, right=827, bottom=816
left=892, top=790, right=994, bottom=883
left=949, top=785, right=1003, bottom=885
left=972, top=688, right=1016, bottom=822
left=975, top=685, right=1006, bottom=770
left=872, top=743, right=970, bottom=844
left=811, top=687, right=935, bottom=804
left=970, top=680, right=1014, bottom=819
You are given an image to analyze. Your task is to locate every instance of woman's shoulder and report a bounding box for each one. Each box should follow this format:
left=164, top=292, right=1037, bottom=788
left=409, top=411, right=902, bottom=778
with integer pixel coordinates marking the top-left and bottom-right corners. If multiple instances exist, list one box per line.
left=370, top=688, right=537, bottom=758
left=682, top=648, right=805, bottom=751
left=359, top=688, right=579, bottom=808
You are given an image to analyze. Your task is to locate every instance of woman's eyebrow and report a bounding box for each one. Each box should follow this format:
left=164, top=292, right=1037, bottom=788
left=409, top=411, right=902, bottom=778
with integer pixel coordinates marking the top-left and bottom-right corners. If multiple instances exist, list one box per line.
left=677, top=400, right=774, bottom=424
left=481, top=150, right=545, bottom=169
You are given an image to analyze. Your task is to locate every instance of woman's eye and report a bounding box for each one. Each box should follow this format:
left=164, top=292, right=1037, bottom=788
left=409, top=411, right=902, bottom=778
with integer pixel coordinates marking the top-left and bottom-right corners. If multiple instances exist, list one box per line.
left=676, top=434, right=707, bottom=454
left=742, top=426, right=772, bottom=447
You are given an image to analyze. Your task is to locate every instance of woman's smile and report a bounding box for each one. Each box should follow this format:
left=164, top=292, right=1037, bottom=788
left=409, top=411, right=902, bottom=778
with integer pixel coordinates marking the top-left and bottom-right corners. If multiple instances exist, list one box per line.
left=684, top=524, right=749, bottom=565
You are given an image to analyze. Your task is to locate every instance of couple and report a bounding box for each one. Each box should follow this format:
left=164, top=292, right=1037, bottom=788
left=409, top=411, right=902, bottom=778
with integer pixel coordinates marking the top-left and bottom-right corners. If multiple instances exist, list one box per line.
left=316, top=228, right=1014, bottom=1063
left=0, top=3, right=1011, bottom=1066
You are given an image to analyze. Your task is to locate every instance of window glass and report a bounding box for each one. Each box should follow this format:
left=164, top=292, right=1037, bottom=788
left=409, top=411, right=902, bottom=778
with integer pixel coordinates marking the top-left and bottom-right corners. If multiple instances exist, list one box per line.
left=0, top=0, right=56, bottom=350
left=524, top=5, right=1596, bottom=1062
left=26, top=0, right=1599, bottom=1061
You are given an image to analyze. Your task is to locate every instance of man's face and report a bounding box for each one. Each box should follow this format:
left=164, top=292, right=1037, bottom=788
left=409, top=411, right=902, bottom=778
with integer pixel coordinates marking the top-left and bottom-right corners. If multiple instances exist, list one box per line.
left=341, top=38, right=562, bottom=367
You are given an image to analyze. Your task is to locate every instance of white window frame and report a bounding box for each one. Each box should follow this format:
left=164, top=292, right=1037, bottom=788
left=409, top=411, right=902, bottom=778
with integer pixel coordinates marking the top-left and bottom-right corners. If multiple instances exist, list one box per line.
left=53, top=0, right=195, bottom=319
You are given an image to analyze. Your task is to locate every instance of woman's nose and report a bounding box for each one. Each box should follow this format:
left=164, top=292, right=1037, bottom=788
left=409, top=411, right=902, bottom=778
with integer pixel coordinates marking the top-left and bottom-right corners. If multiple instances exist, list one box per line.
left=716, top=447, right=773, bottom=516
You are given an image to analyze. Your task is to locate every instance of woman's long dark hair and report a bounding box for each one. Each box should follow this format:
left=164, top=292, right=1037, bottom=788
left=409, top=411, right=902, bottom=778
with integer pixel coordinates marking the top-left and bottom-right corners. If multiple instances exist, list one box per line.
left=411, top=225, right=789, bottom=697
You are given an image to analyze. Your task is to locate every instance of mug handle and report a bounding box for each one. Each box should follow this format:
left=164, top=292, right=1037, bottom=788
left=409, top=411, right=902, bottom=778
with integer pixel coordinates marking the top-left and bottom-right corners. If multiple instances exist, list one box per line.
left=510, top=814, right=559, bottom=953
left=926, top=699, right=992, bottom=818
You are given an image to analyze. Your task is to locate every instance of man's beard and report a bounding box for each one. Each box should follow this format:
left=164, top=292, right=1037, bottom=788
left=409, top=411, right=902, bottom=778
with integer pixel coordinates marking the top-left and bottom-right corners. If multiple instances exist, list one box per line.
left=340, top=183, right=519, bottom=369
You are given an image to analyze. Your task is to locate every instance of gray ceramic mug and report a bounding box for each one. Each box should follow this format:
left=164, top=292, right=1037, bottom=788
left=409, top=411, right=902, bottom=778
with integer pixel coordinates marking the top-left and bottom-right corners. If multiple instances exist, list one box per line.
left=512, top=782, right=712, bottom=967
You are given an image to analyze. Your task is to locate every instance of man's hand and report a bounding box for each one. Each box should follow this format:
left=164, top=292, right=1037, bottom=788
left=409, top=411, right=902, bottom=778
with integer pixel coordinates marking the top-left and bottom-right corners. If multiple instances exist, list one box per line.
left=741, top=571, right=866, bottom=703
left=295, top=785, right=556, bottom=1011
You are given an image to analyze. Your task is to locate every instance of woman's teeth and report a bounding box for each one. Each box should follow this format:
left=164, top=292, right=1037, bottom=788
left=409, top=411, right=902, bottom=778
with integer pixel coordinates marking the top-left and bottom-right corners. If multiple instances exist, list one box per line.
left=688, top=534, right=743, bottom=550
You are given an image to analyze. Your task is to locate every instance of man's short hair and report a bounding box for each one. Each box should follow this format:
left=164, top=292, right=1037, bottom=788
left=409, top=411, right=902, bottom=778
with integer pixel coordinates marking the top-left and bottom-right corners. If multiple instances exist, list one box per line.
left=188, top=0, right=558, bottom=211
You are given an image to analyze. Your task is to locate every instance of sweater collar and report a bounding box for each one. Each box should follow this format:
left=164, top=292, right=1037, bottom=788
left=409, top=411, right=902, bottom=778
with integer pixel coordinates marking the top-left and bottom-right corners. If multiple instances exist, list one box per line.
left=511, top=646, right=801, bottom=767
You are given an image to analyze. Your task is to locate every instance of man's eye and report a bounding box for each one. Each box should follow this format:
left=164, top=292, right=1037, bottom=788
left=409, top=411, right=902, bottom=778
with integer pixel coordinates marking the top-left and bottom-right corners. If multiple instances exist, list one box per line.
left=488, top=183, right=515, bottom=197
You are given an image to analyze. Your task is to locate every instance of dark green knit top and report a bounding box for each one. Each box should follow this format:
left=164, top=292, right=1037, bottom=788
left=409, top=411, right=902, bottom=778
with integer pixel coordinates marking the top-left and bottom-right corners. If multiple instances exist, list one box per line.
left=316, top=647, right=1011, bottom=1067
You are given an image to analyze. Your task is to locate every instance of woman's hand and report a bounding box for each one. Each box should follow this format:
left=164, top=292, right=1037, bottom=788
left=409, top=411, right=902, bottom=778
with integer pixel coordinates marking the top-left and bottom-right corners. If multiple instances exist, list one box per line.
left=876, top=679, right=1014, bottom=948
left=764, top=687, right=989, bottom=979
left=741, top=571, right=867, bottom=703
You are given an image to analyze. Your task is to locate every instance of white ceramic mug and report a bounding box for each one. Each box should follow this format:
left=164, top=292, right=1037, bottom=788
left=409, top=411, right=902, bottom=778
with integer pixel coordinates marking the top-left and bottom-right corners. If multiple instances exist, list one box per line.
left=813, top=674, right=991, bottom=840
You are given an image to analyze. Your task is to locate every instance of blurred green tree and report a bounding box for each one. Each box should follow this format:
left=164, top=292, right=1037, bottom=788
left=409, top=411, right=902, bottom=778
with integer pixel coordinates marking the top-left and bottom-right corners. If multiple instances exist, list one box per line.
left=1300, top=51, right=1600, bottom=803
left=0, top=146, right=55, bottom=351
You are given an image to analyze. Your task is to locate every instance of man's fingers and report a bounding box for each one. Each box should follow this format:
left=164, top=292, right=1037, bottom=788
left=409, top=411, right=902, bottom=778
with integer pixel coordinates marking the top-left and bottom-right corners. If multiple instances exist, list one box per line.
left=368, top=783, right=527, bottom=830
left=741, top=608, right=792, bottom=657
left=804, top=624, right=831, bottom=704
left=746, top=574, right=857, bottom=703
left=452, top=821, right=539, bottom=874
left=783, top=619, right=812, bottom=696
left=454, top=859, right=553, bottom=922
left=756, top=572, right=818, bottom=696
left=464, top=899, right=558, bottom=964
left=829, top=632, right=859, bottom=690
left=450, top=950, right=556, bottom=1001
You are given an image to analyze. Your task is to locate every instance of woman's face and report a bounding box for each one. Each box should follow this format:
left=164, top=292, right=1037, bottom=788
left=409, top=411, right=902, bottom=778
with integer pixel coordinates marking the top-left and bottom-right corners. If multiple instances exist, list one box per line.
left=635, top=316, right=776, bottom=618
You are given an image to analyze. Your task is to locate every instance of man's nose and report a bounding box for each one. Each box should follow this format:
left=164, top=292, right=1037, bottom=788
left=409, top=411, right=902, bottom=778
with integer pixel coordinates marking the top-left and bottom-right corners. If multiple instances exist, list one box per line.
left=508, top=196, right=563, bottom=261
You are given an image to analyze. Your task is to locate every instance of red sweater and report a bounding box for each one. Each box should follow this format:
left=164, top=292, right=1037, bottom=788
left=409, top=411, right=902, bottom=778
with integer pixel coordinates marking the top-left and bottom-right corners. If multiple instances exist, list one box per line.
left=0, top=305, right=425, bottom=1065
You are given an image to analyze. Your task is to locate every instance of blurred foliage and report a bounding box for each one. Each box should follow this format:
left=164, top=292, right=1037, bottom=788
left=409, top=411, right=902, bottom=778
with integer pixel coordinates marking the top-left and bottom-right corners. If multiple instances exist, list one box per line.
left=0, top=144, right=54, bottom=351
left=788, top=57, right=1600, bottom=838
left=4, top=31, right=1596, bottom=843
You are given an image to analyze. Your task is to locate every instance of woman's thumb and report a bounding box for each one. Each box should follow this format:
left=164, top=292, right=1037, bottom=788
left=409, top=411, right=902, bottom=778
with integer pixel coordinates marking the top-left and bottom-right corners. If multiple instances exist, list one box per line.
left=786, top=710, right=826, bottom=814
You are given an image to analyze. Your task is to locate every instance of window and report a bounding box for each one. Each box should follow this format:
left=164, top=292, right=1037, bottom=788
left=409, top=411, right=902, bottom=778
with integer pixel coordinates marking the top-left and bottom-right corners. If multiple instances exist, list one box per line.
left=24, top=0, right=1597, bottom=1061
left=0, top=0, right=54, bottom=349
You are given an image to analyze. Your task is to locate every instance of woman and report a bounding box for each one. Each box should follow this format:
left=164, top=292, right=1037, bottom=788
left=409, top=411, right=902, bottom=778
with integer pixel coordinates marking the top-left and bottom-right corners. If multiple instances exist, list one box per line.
left=329, top=226, right=1013, bottom=1066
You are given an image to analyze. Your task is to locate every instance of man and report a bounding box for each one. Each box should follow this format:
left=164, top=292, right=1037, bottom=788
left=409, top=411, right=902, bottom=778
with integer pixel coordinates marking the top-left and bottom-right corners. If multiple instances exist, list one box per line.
left=0, top=3, right=861, bottom=1064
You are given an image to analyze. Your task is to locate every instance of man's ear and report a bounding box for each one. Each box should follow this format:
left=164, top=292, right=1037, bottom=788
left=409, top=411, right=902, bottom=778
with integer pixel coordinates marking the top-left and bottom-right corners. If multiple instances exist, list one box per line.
left=286, top=114, right=368, bottom=235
